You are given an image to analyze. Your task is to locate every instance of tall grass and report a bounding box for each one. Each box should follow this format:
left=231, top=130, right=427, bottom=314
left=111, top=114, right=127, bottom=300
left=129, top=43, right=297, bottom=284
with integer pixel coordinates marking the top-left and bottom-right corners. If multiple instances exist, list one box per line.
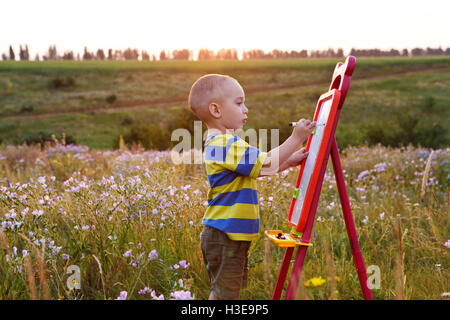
left=0, top=141, right=448, bottom=299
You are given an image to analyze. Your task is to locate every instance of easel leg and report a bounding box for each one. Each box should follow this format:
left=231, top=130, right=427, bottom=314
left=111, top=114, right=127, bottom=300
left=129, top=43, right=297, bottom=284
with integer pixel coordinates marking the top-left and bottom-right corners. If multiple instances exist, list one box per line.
left=330, top=138, right=373, bottom=300
left=272, top=247, right=294, bottom=300
left=285, top=245, right=308, bottom=299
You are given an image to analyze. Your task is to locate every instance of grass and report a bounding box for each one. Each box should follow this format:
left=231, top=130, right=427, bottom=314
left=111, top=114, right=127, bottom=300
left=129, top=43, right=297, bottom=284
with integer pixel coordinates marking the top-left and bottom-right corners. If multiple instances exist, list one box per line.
left=0, top=141, right=448, bottom=300
left=1, top=57, right=450, bottom=150
left=0, top=57, right=449, bottom=299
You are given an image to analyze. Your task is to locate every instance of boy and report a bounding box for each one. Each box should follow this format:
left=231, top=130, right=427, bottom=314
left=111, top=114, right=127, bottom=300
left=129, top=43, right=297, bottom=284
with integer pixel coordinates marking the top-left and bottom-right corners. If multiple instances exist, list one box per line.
left=188, top=74, right=316, bottom=300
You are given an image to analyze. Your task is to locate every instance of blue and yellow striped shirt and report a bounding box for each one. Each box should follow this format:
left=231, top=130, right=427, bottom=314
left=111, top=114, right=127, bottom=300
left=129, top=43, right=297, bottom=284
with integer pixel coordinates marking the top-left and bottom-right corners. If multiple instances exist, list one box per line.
left=203, top=133, right=268, bottom=241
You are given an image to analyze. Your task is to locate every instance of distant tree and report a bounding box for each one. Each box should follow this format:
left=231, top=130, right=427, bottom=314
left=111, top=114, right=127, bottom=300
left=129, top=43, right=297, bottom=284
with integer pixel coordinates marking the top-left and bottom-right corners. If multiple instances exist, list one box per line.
left=96, top=49, right=105, bottom=60
left=19, top=44, right=30, bottom=60
left=107, top=49, right=113, bottom=60
left=198, top=48, right=215, bottom=60
left=141, top=50, right=150, bottom=60
left=34, top=53, right=40, bottom=61
left=113, top=50, right=123, bottom=60
left=159, top=50, right=167, bottom=60
left=336, top=48, right=344, bottom=58
left=45, top=45, right=58, bottom=60
left=171, top=49, right=191, bottom=60
left=83, top=46, right=93, bottom=60
left=123, top=48, right=139, bottom=60
left=402, top=49, right=409, bottom=57
left=62, top=51, right=74, bottom=60
left=152, top=54, right=156, bottom=61
left=411, top=47, right=425, bottom=56
left=446, top=48, right=450, bottom=55
left=426, top=47, right=444, bottom=56
left=76, top=53, right=81, bottom=60
left=216, top=48, right=238, bottom=60
left=19, top=45, right=25, bottom=60
left=1, top=53, right=7, bottom=60
left=9, top=45, right=15, bottom=60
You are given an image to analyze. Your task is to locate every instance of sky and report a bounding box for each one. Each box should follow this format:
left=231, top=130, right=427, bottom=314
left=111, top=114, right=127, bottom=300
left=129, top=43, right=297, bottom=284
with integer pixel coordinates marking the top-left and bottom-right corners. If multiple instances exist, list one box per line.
left=1, top=0, right=449, bottom=59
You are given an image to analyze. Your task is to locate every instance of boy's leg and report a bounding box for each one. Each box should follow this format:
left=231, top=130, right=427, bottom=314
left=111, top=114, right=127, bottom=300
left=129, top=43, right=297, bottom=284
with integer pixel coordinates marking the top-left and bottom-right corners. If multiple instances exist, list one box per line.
left=201, top=226, right=251, bottom=300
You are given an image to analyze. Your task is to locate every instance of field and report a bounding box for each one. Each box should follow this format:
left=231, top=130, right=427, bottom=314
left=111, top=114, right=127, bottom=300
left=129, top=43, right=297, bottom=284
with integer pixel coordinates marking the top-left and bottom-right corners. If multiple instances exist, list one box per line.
left=0, top=57, right=449, bottom=149
left=0, top=57, right=449, bottom=300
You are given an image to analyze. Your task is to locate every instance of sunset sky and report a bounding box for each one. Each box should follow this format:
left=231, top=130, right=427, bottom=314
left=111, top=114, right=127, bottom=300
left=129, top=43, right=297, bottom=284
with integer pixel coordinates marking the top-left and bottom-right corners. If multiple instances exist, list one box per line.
left=1, top=0, right=449, bottom=59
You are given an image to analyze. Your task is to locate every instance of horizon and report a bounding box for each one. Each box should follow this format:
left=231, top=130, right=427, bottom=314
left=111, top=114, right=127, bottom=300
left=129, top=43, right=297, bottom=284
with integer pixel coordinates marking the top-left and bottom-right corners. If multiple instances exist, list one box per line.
left=1, top=0, right=450, bottom=60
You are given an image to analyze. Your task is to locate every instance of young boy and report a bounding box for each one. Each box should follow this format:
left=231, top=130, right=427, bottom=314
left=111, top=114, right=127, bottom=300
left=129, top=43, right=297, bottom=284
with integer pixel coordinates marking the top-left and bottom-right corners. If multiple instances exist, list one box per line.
left=188, top=74, right=316, bottom=300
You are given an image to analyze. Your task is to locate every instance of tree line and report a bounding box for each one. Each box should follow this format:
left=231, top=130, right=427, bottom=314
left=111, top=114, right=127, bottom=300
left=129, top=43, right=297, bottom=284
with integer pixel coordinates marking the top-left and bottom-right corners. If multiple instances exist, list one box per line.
left=2, top=44, right=450, bottom=61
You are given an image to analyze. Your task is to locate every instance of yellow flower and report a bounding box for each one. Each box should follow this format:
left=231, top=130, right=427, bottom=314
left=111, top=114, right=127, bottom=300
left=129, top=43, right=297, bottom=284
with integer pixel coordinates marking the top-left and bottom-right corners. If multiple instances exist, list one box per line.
left=327, top=276, right=341, bottom=283
left=304, top=276, right=326, bottom=287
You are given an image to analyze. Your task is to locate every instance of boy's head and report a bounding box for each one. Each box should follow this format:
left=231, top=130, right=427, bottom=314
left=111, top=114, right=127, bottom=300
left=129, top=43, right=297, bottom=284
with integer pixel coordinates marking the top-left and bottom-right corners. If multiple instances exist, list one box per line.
left=188, top=74, right=248, bottom=131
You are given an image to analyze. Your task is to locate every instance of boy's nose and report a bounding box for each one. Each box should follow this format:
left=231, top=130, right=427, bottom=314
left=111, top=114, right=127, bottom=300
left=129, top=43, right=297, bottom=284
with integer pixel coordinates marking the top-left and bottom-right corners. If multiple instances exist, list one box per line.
left=242, top=104, right=248, bottom=114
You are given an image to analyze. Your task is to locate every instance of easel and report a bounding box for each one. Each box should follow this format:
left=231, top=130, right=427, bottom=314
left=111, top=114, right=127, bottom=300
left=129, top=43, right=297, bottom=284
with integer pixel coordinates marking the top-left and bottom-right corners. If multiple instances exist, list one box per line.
left=265, top=56, right=373, bottom=300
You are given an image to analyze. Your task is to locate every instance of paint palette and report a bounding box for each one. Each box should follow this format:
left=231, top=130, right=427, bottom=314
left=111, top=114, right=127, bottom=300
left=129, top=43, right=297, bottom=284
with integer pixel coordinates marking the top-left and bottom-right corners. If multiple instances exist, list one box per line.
left=264, top=230, right=312, bottom=248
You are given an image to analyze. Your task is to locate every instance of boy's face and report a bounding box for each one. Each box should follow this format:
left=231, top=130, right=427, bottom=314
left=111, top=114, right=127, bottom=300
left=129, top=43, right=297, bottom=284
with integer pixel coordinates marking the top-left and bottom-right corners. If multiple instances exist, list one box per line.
left=214, top=79, right=248, bottom=131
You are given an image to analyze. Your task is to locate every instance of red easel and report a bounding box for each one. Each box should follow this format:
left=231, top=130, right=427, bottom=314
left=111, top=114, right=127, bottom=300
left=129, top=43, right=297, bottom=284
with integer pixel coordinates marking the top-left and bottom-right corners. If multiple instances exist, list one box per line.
left=266, top=56, right=373, bottom=300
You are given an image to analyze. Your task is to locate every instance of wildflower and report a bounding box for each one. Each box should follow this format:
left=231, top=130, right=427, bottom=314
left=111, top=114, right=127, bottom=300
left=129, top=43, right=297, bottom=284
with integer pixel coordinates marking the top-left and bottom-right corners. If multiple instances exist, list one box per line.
left=148, top=249, right=158, bottom=260
left=31, top=209, right=44, bottom=217
left=379, top=212, right=385, bottom=220
left=151, top=291, right=164, bottom=300
left=179, top=260, right=190, bottom=269
left=123, top=250, right=132, bottom=258
left=304, top=276, right=326, bottom=287
left=138, top=289, right=146, bottom=296
left=327, top=276, right=341, bottom=282
left=362, top=216, right=369, bottom=224
left=444, top=240, right=450, bottom=248
left=115, top=291, right=128, bottom=300
left=170, top=290, right=194, bottom=300
left=37, top=176, right=46, bottom=184
left=152, top=208, right=158, bottom=215
left=62, top=254, right=69, bottom=259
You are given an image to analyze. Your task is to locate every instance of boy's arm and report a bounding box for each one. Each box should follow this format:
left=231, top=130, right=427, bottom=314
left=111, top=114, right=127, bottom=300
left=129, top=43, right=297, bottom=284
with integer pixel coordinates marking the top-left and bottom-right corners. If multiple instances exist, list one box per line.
left=258, top=119, right=315, bottom=177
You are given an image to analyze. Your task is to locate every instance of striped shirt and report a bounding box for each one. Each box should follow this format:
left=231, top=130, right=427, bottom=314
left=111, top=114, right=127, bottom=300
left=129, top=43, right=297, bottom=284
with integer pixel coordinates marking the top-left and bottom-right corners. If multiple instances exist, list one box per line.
left=203, top=133, right=268, bottom=241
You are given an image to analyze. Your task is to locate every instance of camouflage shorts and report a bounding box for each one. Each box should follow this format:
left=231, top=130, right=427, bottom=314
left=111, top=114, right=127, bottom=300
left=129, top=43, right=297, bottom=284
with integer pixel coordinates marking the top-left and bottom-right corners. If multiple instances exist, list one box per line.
left=200, top=226, right=251, bottom=300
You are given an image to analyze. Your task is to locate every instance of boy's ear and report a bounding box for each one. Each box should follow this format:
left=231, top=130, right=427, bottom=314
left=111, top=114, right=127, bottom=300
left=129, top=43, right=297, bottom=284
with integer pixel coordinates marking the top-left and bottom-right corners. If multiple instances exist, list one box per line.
left=208, top=102, right=221, bottom=119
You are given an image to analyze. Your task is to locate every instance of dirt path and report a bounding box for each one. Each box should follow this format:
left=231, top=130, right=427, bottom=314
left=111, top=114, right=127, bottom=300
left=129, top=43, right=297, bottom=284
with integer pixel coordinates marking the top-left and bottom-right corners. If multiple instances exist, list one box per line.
left=2, top=64, right=449, bottom=121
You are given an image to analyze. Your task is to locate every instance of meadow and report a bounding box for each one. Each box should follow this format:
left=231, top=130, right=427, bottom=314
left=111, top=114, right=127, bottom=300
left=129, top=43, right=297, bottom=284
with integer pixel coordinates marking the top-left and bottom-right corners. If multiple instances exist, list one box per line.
left=0, top=140, right=448, bottom=300
left=0, top=57, right=449, bottom=300
left=0, top=57, right=449, bottom=149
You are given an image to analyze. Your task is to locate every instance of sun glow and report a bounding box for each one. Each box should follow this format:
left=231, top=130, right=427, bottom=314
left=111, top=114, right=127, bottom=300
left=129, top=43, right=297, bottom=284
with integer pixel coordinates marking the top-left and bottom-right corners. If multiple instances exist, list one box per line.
left=1, top=0, right=449, bottom=59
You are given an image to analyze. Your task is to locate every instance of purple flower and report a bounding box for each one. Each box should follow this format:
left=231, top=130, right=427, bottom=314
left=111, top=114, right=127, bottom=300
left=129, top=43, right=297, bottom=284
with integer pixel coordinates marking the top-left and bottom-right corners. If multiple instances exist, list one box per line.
left=151, top=291, right=164, bottom=300
left=123, top=250, right=132, bottom=258
left=148, top=249, right=158, bottom=260
left=115, top=291, right=127, bottom=300
left=170, top=290, right=194, bottom=300
left=62, top=254, right=69, bottom=259
left=179, top=260, right=190, bottom=269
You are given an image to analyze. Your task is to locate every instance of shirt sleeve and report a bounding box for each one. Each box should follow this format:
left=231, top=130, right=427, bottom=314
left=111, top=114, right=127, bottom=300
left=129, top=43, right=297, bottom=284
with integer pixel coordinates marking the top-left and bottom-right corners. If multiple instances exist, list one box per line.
left=221, top=136, right=268, bottom=179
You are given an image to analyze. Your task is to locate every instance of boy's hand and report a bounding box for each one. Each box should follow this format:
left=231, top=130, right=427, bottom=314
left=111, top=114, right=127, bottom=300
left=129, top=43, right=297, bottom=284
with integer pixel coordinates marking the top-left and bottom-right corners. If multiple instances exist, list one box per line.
left=286, top=148, right=309, bottom=167
left=291, top=119, right=316, bottom=143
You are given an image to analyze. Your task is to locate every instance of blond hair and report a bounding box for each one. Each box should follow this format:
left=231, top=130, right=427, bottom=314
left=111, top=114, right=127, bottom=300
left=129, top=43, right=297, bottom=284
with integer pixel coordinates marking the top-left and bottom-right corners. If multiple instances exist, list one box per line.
left=188, top=74, right=235, bottom=121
